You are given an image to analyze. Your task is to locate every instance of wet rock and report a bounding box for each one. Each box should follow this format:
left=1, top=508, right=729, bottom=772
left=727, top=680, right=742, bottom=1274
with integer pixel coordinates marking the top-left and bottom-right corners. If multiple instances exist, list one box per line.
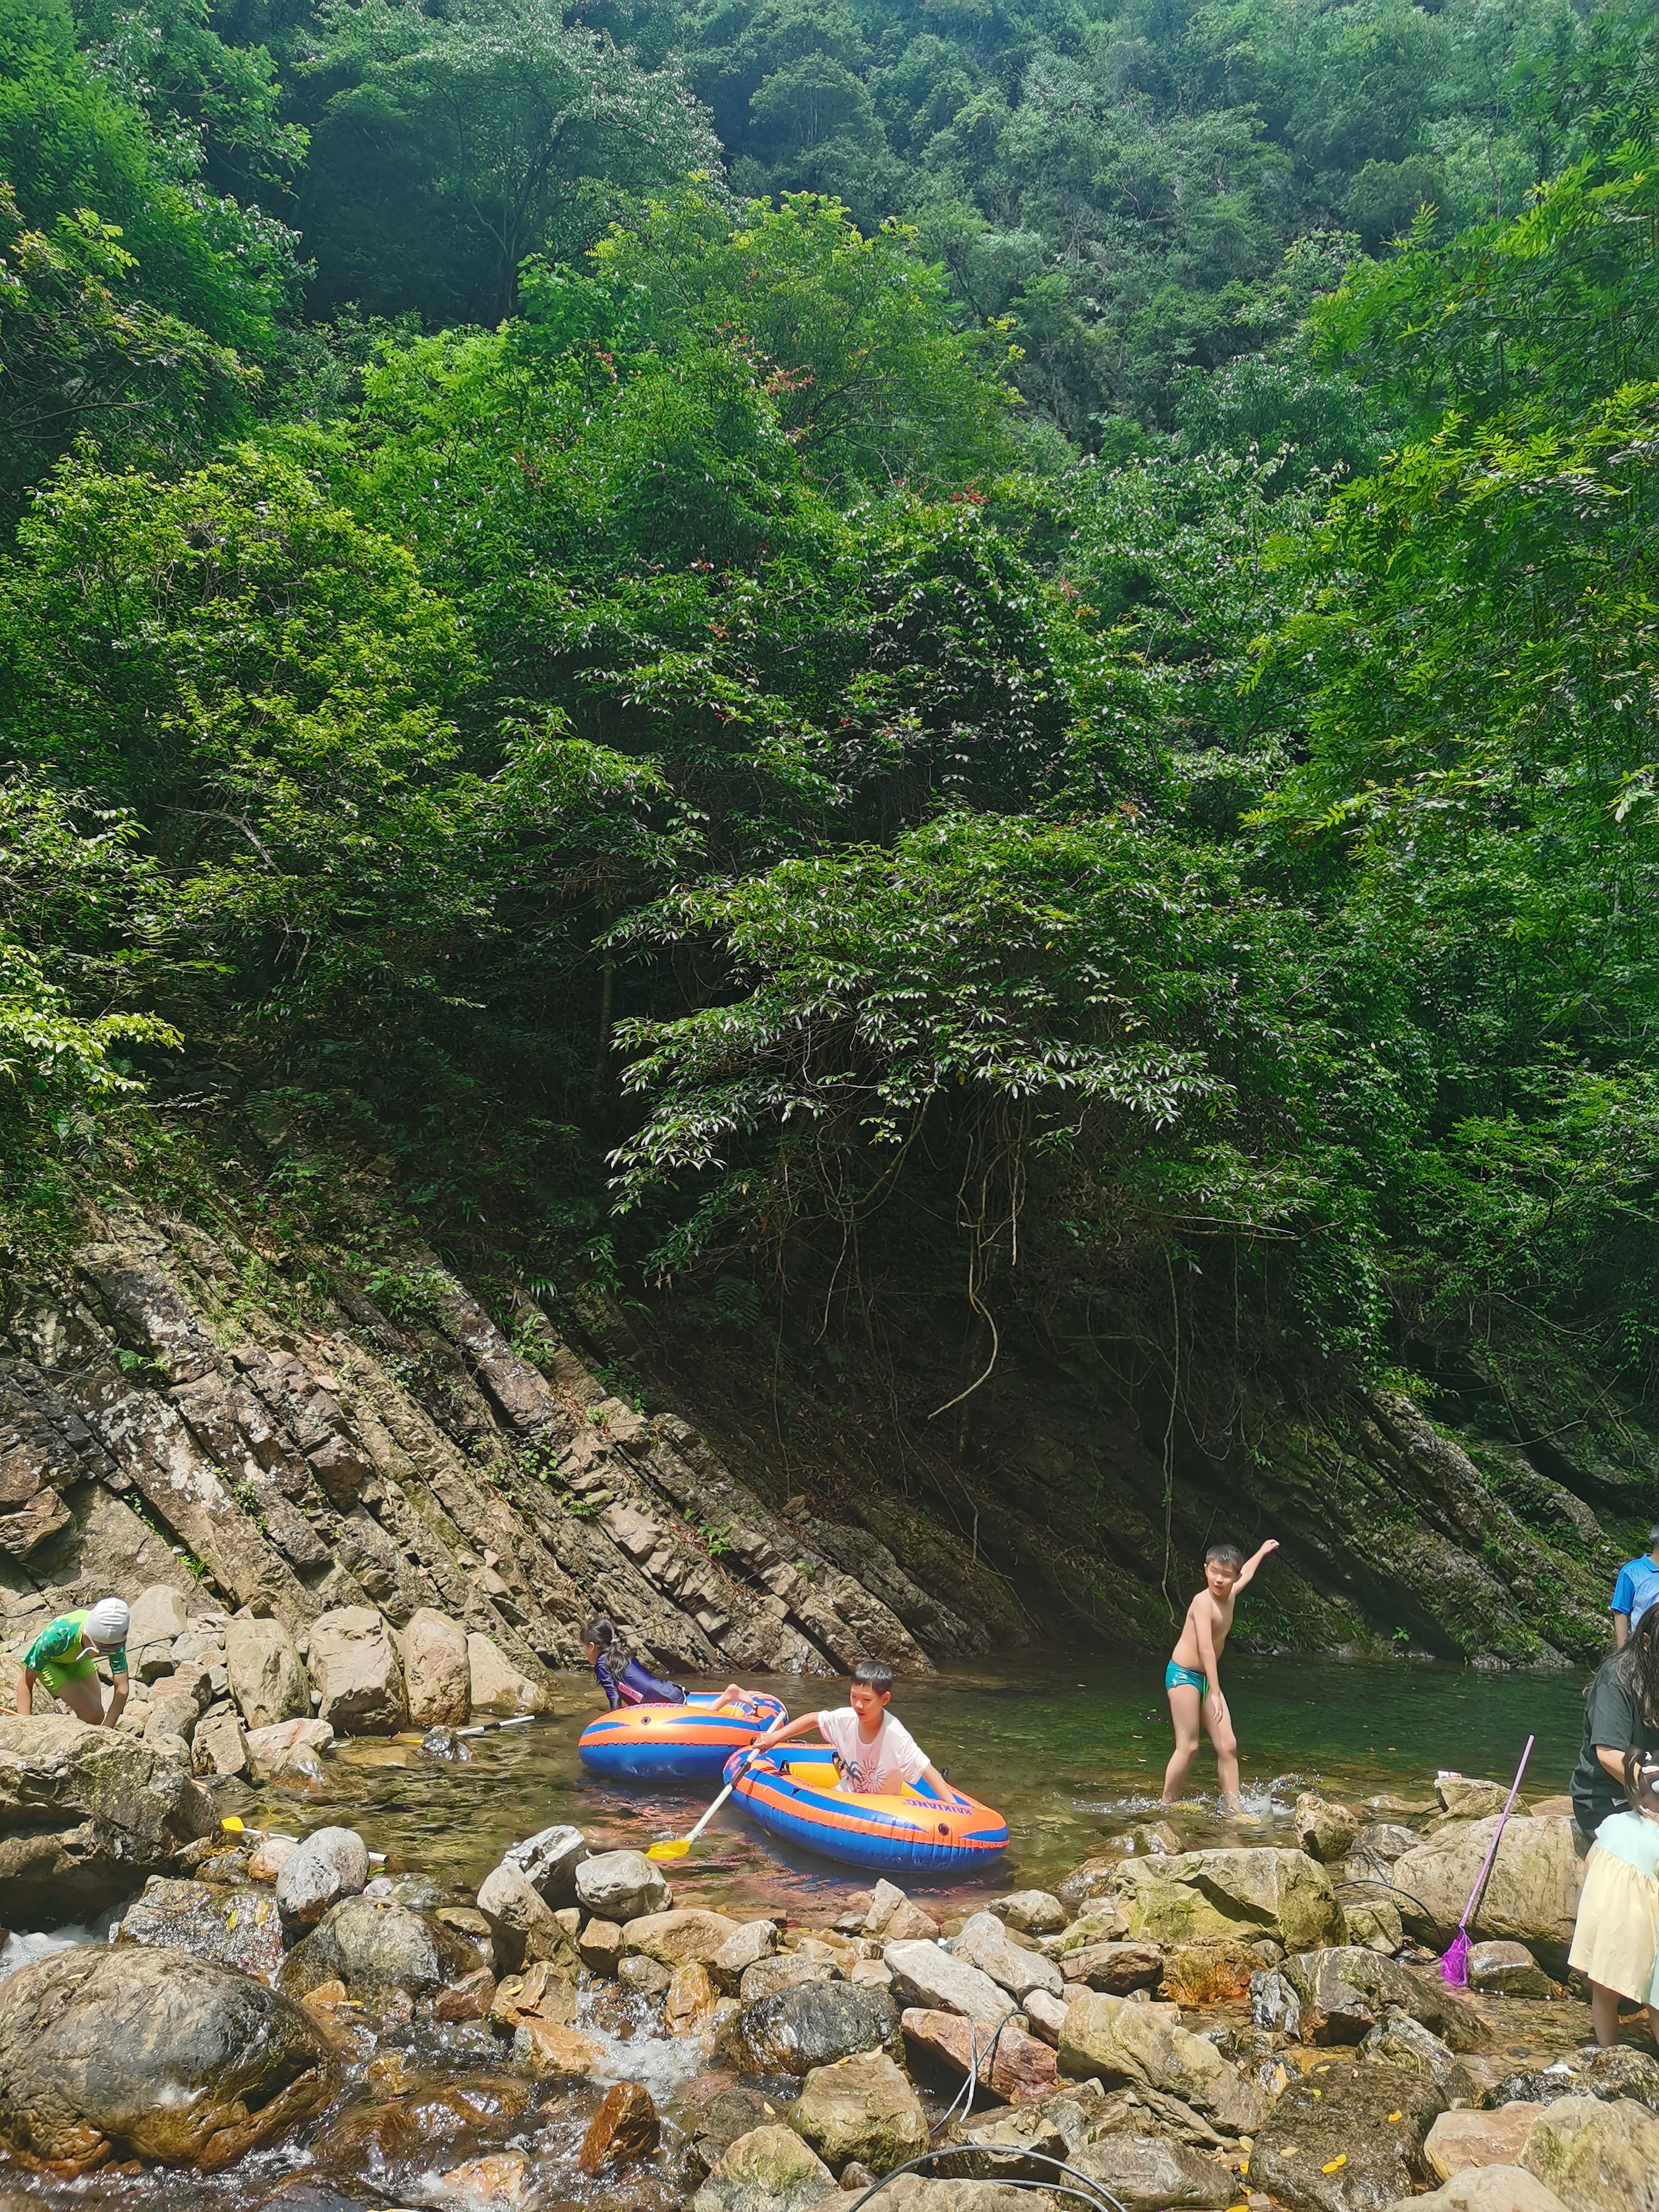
left=1391, top=1819, right=1583, bottom=1971
left=692, top=2123, right=837, bottom=2212
left=1518, top=2091, right=1659, bottom=2212
left=279, top=1894, right=484, bottom=2000
left=740, top=1981, right=904, bottom=2076
left=466, top=1634, right=548, bottom=1717
left=246, top=1716, right=334, bottom=1783
left=1061, top=1940, right=1164, bottom=1993
left=579, top=1917, right=625, bottom=1974
left=307, top=1607, right=407, bottom=1735
left=0, top=1941, right=332, bottom=2174
left=1386, top=2173, right=1569, bottom=2212
left=865, top=1880, right=940, bottom=1943
left=477, top=1860, right=580, bottom=1976
left=500, top=1821, right=588, bottom=1904
left=625, top=1905, right=745, bottom=1967
left=1283, top=1948, right=1489, bottom=2050
left=620, top=1954, right=673, bottom=1999
left=117, top=1874, right=284, bottom=1980
left=248, top=1834, right=297, bottom=1883
left=434, top=1965, right=497, bottom=2022
left=489, top=1959, right=578, bottom=2028
left=1360, top=2014, right=1480, bottom=2102
left=0, top=1715, right=215, bottom=1922
left=581, top=2080, right=661, bottom=2174
left=712, top=1917, right=779, bottom=1991
left=884, top=1940, right=1017, bottom=2033
left=1426, top=2107, right=1545, bottom=2181
left=931, top=2084, right=1104, bottom=2177
left=440, top=2152, right=529, bottom=2205
left=1487, top=2046, right=1659, bottom=2113
left=953, top=1911, right=1064, bottom=2002
left=403, top=1608, right=471, bottom=1728
left=576, top=1848, right=670, bottom=1922
left=1250, top=2058, right=1444, bottom=2212
left=259, top=2179, right=390, bottom=2212
left=991, top=1891, right=1068, bottom=1937
left=1112, top=1847, right=1346, bottom=1954
left=1071, top=2134, right=1241, bottom=2210
left=422, top=1725, right=471, bottom=1761
left=1158, top=1942, right=1260, bottom=2006
left=1467, top=1942, right=1553, bottom=1997
left=903, top=2008, right=1057, bottom=2104
left=192, top=1708, right=250, bottom=1781
left=667, top=1960, right=720, bottom=2034
left=742, top=1956, right=839, bottom=2003
left=790, top=2050, right=928, bottom=2175
left=511, top=2017, right=606, bottom=2077
left=275, top=1825, right=369, bottom=1929
left=688, top=2087, right=786, bottom=2179
left=1057, top=1991, right=1267, bottom=2133
left=1297, top=1794, right=1366, bottom=1865
left=225, top=1618, right=308, bottom=1731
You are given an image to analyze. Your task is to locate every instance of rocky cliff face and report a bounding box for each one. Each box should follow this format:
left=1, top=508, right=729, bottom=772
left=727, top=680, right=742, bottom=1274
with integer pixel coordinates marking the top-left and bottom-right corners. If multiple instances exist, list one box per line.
left=0, top=1201, right=978, bottom=1694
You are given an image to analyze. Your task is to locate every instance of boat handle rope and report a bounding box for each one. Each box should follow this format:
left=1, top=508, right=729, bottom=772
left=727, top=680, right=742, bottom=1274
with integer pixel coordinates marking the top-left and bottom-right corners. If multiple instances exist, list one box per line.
left=843, top=2147, right=1131, bottom=2212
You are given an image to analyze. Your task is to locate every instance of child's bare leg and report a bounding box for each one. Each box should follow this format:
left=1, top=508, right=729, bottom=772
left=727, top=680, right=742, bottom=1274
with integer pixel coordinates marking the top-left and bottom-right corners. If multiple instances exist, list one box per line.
left=1590, top=1980, right=1622, bottom=2046
left=1203, top=1689, right=1241, bottom=1810
left=1162, top=1685, right=1202, bottom=1803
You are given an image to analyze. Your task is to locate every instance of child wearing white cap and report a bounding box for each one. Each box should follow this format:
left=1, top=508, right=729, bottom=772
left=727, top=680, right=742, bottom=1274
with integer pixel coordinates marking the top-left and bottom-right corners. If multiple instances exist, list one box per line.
left=13, top=1598, right=130, bottom=1727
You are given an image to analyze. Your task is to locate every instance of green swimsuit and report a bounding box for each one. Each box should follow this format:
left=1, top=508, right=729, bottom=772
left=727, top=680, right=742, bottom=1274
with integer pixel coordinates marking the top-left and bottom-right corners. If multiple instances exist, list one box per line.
left=22, top=1610, right=127, bottom=1694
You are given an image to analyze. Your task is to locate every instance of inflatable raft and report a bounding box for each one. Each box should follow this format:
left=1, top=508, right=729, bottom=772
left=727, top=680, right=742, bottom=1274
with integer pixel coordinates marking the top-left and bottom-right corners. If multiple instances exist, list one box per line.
left=577, top=1690, right=787, bottom=1781
left=723, top=1743, right=1008, bottom=1874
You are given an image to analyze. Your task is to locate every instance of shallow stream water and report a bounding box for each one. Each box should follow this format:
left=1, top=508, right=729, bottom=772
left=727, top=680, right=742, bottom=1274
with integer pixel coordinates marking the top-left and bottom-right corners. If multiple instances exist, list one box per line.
left=0, top=1654, right=1598, bottom=2212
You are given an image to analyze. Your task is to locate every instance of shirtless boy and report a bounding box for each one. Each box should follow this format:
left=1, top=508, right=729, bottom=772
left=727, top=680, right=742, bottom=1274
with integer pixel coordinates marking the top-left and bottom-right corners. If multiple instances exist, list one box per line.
left=1161, top=1538, right=1278, bottom=1814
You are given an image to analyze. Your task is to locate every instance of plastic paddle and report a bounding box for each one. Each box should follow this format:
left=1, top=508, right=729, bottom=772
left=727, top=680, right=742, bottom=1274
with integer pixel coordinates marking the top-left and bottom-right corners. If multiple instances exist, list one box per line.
left=647, top=1772, right=743, bottom=1862
left=1439, top=1732, right=1533, bottom=1986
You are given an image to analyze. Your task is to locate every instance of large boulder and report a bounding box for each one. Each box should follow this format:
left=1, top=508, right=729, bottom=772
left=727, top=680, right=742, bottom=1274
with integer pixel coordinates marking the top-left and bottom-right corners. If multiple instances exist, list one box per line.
left=739, top=1982, right=903, bottom=2076
left=902, top=2009, right=1057, bottom=2103
left=953, top=1912, right=1065, bottom=2002
left=500, top=1823, right=588, bottom=1905
left=1250, top=2059, right=1445, bottom=2212
left=1111, top=1847, right=1346, bottom=1953
left=192, top=1709, right=250, bottom=1781
left=0, top=1942, right=332, bottom=2174
left=116, top=1875, right=284, bottom=1981
left=401, top=1610, right=471, bottom=1729
left=1282, top=1948, right=1489, bottom=2050
left=466, top=1634, right=549, bottom=1718
left=575, top=1849, right=670, bottom=1922
left=711, top=1919, right=779, bottom=1992
left=278, top=1895, right=484, bottom=2002
left=224, top=1618, right=309, bottom=1732
left=1387, top=2177, right=1569, bottom=2212
left=624, top=1908, right=746, bottom=1968
left=127, top=1585, right=190, bottom=1680
left=790, top=2051, right=927, bottom=2175
left=0, top=1715, right=215, bottom=1922
left=477, top=1862, right=581, bottom=1977
left=865, top=1880, right=941, bottom=1943
left=1071, top=2135, right=1242, bottom=2211
left=884, top=1940, right=1017, bottom=2033
left=274, top=1825, right=369, bottom=1931
left=1057, top=1989, right=1266, bottom=2133
left=306, top=1608, right=406, bottom=1735
left=1488, top=2046, right=1659, bottom=2113
left=580, top=2080, right=660, bottom=2176
left=1425, top=2108, right=1545, bottom=2182
left=1518, top=2094, right=1659, bottom=2212
left=1296, top=1793, right=1365, bottom=1865
left=1391, top=1818, right=1583, bottom=1971
left=692, top=2124, right=836, bottom=2212
left=245, top=1717, right=334, bottom=1785
left=990, top=1891, right=1069, bottom=1937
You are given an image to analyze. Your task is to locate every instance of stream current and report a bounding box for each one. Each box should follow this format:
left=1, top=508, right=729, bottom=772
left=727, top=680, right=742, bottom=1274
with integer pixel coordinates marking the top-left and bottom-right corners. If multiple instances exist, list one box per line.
left=0, top=1654, right=1598, bottom=2212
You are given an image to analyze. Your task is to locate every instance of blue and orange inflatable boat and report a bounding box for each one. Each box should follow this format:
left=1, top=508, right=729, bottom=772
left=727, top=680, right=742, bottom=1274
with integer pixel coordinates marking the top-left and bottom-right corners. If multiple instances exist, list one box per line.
left=578, top=1690, right=788, bottom=1781
left=723, top=1743, right=1008, bottom=1874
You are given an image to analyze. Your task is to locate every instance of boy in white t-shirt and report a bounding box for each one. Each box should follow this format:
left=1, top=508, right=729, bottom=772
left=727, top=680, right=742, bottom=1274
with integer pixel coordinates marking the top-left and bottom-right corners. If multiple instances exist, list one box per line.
left=748, top=1658, right=954, bottom=1797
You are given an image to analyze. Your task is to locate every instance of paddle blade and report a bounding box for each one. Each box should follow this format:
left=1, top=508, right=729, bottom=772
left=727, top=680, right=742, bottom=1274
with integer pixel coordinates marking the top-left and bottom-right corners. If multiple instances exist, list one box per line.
left=646, top=1838, right=690, bottom=1861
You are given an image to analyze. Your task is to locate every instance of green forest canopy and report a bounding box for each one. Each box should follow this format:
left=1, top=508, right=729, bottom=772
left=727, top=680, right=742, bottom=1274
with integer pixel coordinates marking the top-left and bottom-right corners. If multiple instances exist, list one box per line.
left=2, top=0, right=1657, bottom=1424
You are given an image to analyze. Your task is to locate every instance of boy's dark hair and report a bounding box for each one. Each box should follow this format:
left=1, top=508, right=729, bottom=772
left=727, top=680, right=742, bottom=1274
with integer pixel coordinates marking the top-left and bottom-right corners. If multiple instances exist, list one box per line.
left=1646, top=1526, right=1659, bottom=1553
left=852, top=1658, right=894, bottom=1695
left=1205, top=1543, right=1246, bottom=1570
left=581, top=1618, right=615, bottom=1650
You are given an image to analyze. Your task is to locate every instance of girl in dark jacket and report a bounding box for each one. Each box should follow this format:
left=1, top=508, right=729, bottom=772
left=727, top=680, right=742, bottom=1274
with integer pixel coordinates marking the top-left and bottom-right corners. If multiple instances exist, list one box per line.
left=581, top=1617, right=743, bottom=1709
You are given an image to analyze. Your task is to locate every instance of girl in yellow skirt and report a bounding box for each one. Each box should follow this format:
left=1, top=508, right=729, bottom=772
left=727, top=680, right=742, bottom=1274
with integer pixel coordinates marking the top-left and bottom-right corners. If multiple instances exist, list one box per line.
left=1569, top=1751, right=1659, bottom=2047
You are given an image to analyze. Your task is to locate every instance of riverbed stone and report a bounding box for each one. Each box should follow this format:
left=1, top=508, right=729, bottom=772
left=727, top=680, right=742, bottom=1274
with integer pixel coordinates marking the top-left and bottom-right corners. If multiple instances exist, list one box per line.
left=1057, top=1989, right=1266, bottom=2132
left=225, top=1618, right=309, bottom=1731
left=692, top=2123, right=837, bottom=2212
left=512, top=2017, right=606, bottom=2077
left=0, top=1714, right=215, bottom=1922
left=1283, top=1946, right=1490, bottom=2049
left=249, top=1834, right=297, bottom=1883
left=865, top=1880, right=940, bottom=1942
left=712, top=1917, right=779, bottom=1991
left=578, top=1917, right=624, bottom=1974
left=885, top=1940, right=1017, bottom=2032
left=400, top=1608, right=471, bottom=1729
left=1467, top=1942, right=1553, bottom=1997
left=1391, top=1818, right=1583, bottom=1970
left=477, top=1861, right=581, bottom=1977
left=274, top=1824, right=369, bottom=1930
left=116, top=1873, right=284, bottom=1980
left=1158, top=1940, right=1260, bottom=2006
left=146, top=1694, right=201, bottom=1747
left=666, top=1960, right=720, bottom=2034
left=903, top=2008, right=1057, bottom=2103
left=279, top=1894, right=484, bottom=2001
left=1022, top=1988, right=1068, bottom=2046
left=1518, top=2092, right=1659, bottom=2212
left=127, top=1584, right=190, bottom=1680
left=466, top=1634, right=548, bottom=1717
left=307, top=1607, right=407, bottom=1735
left=1111, top=1846, right=1346, bottom=1954
left=0, top=1941, right=332, bottom=2174
left=1360, top=2013, right=1481, bottom=2103
left=789, top=2050, right=928, bottom=2174
left=991, top=1890, right=1069, bottom=1937
left=1426, top=2107, right=1546, bottom=2181
left=581, top=2080, right=660, bottom=2175
left=1047, top=1903, right=1132, bottom=1954
left=1487, top=2046, right=1659, bottom=2112
left=1071, top=2134, right=1241, bottom=2210
left=1062, top=1939, right=1164, bottom=1992
left=576, top=1848, right=670, bottom=1921
left=742, top=1956, right=838, bottom=2003
left=620, top=1953, right=673, bottom=1998
left=489, top=1958, right=578, bottom=2029
left=625, top=1905, right=745, bottom=1966
left=931, top=2085, right=1105, bottom=2179
left=500, top=1822, right=588, bottom=1904
left=245, top=1716, right=334, bottom=1781
left=740, top=1982, right=903, bottom=2075
left=192, top=1707, right=250, bottom=1781
left=953, top=1911, right=1064, bottom=2002
left=1250, top=2058, right=1445, bottom=2212
left=1297, top=1794, right=1366, bottom=1865
left=1387, top=2174, right=1570, bottom=2212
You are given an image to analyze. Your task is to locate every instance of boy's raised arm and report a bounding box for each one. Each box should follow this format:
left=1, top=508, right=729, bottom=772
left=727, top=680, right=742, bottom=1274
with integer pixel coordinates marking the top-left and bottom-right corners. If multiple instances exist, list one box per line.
left=754, top=1711, right=822, bottom=1752
left=1232, top=1537, right=1280, bottom=1594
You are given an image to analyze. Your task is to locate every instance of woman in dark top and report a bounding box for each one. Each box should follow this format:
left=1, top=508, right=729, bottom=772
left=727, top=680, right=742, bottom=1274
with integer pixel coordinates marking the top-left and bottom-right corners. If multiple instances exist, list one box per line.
left=581, top=1616, right=744, bottom=1711
left=1572, top=1601, right=1659, bottom=1836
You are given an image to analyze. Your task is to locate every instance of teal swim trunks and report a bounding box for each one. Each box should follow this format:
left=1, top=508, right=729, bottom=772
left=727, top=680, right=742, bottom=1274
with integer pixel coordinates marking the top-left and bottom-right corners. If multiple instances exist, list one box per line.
left=1165, top=1660, right=1208, bottom=1698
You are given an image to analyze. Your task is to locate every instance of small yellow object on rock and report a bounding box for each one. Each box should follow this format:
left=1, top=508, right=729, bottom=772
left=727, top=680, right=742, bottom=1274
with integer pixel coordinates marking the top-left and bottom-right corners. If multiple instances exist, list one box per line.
left=1322, top=2156, right=1347, bottom=2174
left=221, top=1816, right=244, bottom=1833
left=1387, top=2111, right=1403, bottom=2123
